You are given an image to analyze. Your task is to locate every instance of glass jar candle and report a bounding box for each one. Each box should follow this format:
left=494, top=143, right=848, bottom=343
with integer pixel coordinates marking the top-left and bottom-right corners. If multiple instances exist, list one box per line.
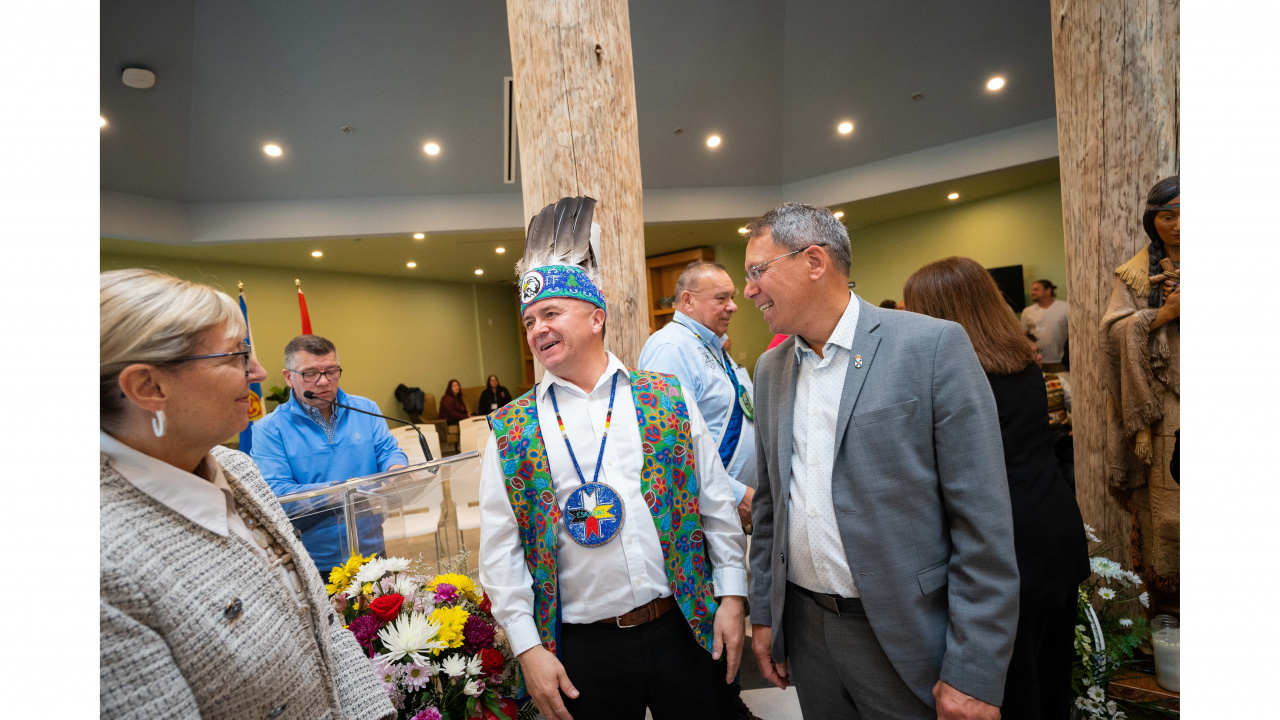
left=1150, top=614, right=1180, bottom=692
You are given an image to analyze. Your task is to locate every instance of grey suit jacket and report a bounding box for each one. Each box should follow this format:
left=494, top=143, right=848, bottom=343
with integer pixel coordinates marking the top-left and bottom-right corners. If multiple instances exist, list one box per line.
left=748, top=297, right=1020, bottom=708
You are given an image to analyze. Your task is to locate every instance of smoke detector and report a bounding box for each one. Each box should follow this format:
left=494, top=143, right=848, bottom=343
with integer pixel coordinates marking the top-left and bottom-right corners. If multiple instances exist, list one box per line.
left=122, top=67, right=155, bottom=89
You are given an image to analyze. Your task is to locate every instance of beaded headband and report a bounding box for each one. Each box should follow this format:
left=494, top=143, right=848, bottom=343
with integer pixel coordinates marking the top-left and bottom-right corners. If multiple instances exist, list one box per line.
left=519, top=265, right=606, bottom=315
left=1145, top=201, right=1180, bottom=212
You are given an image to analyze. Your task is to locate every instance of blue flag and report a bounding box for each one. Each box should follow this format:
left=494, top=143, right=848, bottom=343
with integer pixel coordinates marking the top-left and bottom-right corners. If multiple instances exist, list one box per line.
left=238, top=286, right=264, bottom=454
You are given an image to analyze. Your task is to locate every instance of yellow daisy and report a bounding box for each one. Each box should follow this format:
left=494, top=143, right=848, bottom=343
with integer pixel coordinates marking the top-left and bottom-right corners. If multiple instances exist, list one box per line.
left=427, top=605, right=471, bottom=653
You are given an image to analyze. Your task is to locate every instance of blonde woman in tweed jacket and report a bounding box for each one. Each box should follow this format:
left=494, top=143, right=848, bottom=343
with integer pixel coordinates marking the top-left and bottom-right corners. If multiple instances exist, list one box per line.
left=100, top=269, right=394, bottom=720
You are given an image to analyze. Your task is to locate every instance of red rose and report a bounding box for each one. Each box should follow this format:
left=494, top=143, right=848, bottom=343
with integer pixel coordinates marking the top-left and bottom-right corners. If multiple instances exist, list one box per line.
left=368, top=593, right=404, bottom=622
left=479, top=592, right=492, bottom=614
left=480, top=647, right=505, bottom=676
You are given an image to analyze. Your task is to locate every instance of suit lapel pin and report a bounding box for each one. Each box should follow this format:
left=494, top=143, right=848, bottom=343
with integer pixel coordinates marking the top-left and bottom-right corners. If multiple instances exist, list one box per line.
left=854, top=354, right=863, bottom=368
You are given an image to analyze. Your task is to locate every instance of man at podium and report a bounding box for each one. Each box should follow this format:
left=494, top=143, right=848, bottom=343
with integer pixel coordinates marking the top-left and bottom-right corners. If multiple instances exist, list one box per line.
left=252, top=334, right=407, bottom=574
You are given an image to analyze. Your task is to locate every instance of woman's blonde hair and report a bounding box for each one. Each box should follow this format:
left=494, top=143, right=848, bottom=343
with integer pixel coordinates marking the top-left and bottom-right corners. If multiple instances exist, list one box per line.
left=903, top=256, right=1036, bottom=375
left=100, top=269, right=245, bottom=428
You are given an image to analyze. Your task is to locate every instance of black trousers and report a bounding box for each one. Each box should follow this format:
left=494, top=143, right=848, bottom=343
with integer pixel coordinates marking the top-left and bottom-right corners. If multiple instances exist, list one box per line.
left=1001, top=588, right=1078, bottom=720
left=560, top=608, right=736, bottom=720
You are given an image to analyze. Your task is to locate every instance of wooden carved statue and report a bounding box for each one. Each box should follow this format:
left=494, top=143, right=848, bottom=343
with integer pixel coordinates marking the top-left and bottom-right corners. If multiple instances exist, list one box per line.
left=1101, top=175, right=1180, bottom=614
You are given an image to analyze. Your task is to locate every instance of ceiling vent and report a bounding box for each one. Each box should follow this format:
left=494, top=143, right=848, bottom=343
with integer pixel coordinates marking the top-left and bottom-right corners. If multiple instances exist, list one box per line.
left=122, top=67, right=155, bottom=89
left=503, top=77, right=517, bottom=184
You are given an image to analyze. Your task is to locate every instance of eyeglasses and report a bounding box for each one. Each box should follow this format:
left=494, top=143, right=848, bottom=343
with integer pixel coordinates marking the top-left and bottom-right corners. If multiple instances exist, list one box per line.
left=158, top=339, right=253, bottom=377
left=290, top=367, right=343, bottom=383
left=744, top=244, right=825, bottom=285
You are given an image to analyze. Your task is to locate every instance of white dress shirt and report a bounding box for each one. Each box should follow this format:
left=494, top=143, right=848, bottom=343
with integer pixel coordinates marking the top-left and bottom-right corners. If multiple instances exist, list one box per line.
left=788, top=291, right=861, bottom=597
left=100, top=431, right=301, bottom=601
left=478, top=352, right=748, bottom=656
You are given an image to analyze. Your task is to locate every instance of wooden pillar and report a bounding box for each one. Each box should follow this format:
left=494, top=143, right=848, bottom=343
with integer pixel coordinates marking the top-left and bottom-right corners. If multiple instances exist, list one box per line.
left=506, top=0, right=649, bottom=370
left=1050, top=0, right=1179, bottom=556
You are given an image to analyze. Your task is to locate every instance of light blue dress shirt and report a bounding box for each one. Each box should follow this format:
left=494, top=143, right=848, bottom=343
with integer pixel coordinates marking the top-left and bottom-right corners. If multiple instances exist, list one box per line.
left=251, top=388, right=408, bottom=574
left=638, top=310, right=754, bottom=503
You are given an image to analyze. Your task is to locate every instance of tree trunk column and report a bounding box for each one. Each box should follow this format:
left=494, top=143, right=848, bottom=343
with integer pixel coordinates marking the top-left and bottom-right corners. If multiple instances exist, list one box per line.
left=507, top=0, right=649, bottom=370
left=1050, top=0, right=1179, bottom=556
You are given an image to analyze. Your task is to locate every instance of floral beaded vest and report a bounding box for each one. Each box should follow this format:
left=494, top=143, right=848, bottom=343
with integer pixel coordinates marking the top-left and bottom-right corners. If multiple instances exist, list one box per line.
left=488, top=369, right=719, bottom=657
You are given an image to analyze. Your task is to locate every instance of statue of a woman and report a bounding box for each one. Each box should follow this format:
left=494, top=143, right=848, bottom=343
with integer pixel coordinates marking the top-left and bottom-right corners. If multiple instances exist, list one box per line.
left=1102, top=175, right=1180, bottom=614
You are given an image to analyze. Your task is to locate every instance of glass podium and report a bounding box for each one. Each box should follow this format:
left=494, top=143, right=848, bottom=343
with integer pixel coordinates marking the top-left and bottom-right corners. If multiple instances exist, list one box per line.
left=276, top=451, right=481, bottom=575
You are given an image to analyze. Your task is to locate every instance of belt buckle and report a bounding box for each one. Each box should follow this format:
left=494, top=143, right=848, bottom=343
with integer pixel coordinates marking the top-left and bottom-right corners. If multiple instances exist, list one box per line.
left=616, top=600, right=653, bottom=628
left=616, top=614, right=642, bottom=629
left=817, top=593, right=841, bottom=616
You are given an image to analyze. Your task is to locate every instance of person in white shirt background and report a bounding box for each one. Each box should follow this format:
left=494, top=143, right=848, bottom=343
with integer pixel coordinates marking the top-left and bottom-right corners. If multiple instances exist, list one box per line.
left=478, top=197, right=748, bottom=720
left=1020, top=279, right=1070, bottom=372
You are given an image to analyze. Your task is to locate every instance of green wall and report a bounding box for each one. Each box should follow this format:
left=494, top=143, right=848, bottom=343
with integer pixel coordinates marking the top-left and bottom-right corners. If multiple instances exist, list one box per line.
left=100, top=253, right=524, bottom=423
left=708, top=180, right=1067, bottom=376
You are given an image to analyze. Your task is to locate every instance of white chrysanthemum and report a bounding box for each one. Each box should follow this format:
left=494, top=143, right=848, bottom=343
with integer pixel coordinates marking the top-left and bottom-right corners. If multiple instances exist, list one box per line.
left=1090, top=557, right=1121, bottom=578
left=377, top=613, right=446, bottom=665
left=1083, top=523, right=1101, bottom=542
left=1139, top=592, right=1149, bottom=608
left=466, top=654, right=484, bottom=676
left=382, top=556, right=412, bottom=573
left=463, top=678, right=484, bottom=697
left=355, top=558, right=388, bottom=585
left=442, top=654, right=468, bottom=678
left=1118, top=617, right=1133, bottom=628
left=392, top=574, right=420, bottom=601
left=1097, top=587, right=1116, bottom=600
left=1087, top=685, right=1105, bottom=702
left=1122, top=570, right=1143, bottom=587
left=402, top=662, right=433, bottom=691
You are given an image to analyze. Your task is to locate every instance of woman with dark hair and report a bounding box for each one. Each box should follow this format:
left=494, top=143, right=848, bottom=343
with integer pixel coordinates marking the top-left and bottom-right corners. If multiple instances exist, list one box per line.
left=905, top=257, right=1089, bottom=720
left=1102, top=175, right=1180, bottom=614
left=478, top=374, right=513, bottom=414
left=438, top=378, right=470, bottom=426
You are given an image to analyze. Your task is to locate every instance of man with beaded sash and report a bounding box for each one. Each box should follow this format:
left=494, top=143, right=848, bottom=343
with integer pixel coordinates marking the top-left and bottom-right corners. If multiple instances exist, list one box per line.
left=478, top=197, right=749, bottom=720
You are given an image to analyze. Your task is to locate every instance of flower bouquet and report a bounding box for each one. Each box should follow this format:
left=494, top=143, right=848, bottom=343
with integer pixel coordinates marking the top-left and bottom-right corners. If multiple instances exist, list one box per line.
left=327, top=552, right=533, bottom=720
left=1071, top=525, right=1171, bottom=720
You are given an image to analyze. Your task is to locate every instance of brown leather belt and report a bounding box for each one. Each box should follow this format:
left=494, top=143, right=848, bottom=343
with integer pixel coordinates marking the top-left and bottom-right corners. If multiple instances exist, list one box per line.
left=594, top=595, right=677, bottom=628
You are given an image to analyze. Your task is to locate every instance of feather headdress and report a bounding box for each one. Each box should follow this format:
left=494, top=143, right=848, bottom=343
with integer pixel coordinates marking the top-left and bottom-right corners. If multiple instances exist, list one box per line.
left=516, top=196, right=606, bottom=313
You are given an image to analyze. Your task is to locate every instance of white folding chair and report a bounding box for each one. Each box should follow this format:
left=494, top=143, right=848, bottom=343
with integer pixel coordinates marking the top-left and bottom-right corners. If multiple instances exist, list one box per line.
left=457, top=419, right=490, bottom=456
left=390, top=424, right=442, bottom=464
left=450, top=448, right=485, bottom=545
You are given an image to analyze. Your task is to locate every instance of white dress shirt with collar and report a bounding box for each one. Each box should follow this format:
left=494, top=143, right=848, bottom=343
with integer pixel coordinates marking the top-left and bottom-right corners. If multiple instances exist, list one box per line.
left=478, top=352, right=748, bottom=656
left=788, top=291, right=862, bottom=598
left=100, top=430, right=301, bottom=601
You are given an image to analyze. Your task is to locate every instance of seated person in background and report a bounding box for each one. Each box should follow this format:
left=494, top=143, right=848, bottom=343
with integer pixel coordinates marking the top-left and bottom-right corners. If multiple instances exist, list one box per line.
left=1027, top=331, right=1075, bottom=487
left=478, top=374, right=514, bottom=414
left=251, top=334, right=407, bottom=576
left=439, top=378, right=471, bottom=426
left=879, top=298, right=898, bottom=309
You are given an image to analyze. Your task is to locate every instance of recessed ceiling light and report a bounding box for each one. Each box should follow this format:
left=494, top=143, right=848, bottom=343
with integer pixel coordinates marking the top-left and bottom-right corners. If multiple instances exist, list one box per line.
left=311, top=250, right=323, bottom=257
left=474, top=268, right=484, bottom=275
left=987, top=77, right=1005, bottom=91
left=837, top=121, right=854, bottom=134
left=413, top=232, right=425, bottom=240
left=706, top=135, right=721, bottom=148
left=264, top=144, right=283, bottom=157
left=406, top=261, right=417, bottom=268
left=99, top=116, right=107, bottom=129
left=495, top=247, right=506, bottom=254
left=738, top=227, right=748, bottom=234
left=423, top=142, right=441, bottom=155
left=833, top=211, right=845, bottom=219
left=948, top=192, right=960, bottom=200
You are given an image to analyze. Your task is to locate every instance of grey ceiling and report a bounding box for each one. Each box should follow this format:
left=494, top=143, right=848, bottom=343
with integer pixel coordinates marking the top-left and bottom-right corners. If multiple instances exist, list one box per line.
left=101, top=0, right=1056, bottom=204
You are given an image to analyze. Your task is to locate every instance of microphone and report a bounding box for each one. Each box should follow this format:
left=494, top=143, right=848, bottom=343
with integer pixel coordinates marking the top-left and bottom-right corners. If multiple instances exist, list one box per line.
left=303, top=390, right=434, bottom=462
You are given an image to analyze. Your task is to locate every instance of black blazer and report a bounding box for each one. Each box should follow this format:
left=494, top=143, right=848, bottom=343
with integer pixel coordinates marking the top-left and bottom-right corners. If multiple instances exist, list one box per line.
left=986, top=363, right=1091, bottom=598
left=478, top=386, right=513, bottom=414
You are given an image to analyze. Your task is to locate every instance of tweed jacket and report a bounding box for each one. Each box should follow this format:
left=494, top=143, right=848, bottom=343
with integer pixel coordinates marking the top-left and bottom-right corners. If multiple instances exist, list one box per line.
left=748, top=298, right=1020, bottom=708
left=100, top=445, right=395, bottom=720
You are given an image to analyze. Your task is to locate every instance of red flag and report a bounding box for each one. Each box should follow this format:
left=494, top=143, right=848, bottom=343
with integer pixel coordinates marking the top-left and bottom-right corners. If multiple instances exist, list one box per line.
left=296, top=279, right=313, bottom=334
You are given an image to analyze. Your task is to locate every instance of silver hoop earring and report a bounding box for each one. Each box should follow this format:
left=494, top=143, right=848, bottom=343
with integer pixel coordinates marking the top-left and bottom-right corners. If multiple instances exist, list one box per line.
left=152, top=410, right=166, bottom=438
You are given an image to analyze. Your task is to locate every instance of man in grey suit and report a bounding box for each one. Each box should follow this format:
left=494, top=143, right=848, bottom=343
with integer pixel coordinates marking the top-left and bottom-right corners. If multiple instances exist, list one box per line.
left=743, top=203, right=1019, bottom=720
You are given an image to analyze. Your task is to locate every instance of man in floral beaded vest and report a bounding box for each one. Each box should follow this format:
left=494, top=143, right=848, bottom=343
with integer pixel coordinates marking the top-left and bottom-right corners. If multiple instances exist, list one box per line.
left=478, top=196, right=748, bottom=720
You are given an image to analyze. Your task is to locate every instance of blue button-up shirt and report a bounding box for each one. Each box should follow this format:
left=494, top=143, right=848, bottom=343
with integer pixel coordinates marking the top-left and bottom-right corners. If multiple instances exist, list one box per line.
left=251, top=388, right=408, bottom=574
left=638, top=311, right=754, bottom=502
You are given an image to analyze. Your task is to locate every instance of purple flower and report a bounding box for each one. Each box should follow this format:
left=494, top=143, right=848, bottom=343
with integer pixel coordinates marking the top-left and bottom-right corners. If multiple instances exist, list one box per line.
left=433, top=583, right=459, bottom=603
left=411, top=707, right=442, bottom=720
left=349, top=614, right=384, bottom=648
left=462, top=615, right=497, bottom=651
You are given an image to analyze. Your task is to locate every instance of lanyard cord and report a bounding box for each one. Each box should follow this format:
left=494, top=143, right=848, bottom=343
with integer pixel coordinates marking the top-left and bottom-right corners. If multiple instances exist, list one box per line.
left=672, top=320, right=741, bottom=388
left=546, top=372, right=619, bottom=487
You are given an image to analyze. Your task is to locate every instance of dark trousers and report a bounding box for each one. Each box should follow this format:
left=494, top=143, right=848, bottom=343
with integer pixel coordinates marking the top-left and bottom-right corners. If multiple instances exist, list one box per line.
left=1001, top=589, right=1078, bottom=720
left=560, top=607, right=736, bottom=720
